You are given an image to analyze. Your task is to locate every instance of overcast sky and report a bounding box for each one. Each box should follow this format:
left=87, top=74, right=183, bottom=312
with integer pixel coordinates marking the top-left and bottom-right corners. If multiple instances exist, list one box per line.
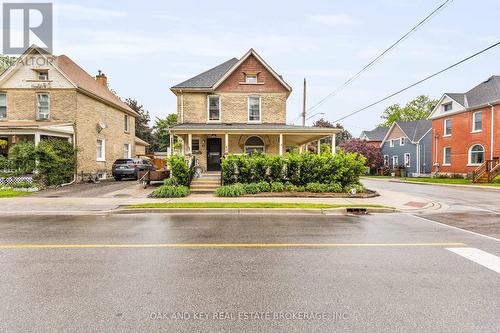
left=46, top=0, right=500, bottom=135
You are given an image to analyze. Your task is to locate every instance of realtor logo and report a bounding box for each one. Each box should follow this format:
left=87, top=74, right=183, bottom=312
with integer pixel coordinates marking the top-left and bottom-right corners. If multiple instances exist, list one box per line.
left=2, top=2, right=53, bottom=54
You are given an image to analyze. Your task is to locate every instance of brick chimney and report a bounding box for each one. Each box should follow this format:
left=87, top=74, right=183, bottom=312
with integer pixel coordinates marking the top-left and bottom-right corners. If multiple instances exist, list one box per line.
left=95, top=70, right=107, bottom=87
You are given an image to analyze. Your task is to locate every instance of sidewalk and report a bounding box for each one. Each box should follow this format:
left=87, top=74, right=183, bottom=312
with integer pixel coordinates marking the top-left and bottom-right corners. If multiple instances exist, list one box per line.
left=0, top=189, right=437, bottom=214
left=363, top=176, right=500, bottom=191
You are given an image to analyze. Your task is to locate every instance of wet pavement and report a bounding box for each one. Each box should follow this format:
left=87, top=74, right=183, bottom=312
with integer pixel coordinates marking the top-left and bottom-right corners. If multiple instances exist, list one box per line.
left=0, top=213, right=499, bottom=332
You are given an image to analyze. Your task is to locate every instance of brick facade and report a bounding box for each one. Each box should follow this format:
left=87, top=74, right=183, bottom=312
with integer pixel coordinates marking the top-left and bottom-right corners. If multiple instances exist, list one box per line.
left=432, top=104, right=500, bottom=174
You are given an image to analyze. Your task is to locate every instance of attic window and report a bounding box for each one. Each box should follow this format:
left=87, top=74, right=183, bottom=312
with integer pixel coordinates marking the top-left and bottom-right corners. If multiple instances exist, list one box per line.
left=442, top=103, right=452, bottom=112
left=37, top=70, right=48, bottom=81
left=245, top=74, right=258, bottom=84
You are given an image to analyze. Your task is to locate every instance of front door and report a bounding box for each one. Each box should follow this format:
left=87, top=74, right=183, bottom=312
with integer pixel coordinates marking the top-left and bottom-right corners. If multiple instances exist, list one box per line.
left=207, top=138, right=222, bottom=171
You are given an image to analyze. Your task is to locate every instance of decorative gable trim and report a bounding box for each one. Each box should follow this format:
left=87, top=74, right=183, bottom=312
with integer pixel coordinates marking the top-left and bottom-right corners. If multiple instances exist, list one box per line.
left=0, top=45, right=77, bottom=88
left=212, top=49, right=292, bottom=92
left=428, top=93, right=468, bottom=120
left=380, top=122, right=411, bottom=147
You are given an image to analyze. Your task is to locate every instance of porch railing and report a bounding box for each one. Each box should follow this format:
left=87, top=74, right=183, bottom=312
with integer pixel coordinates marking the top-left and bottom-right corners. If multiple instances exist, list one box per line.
left=472, top=158, right=500, bottom=183
left=187, top=156, right=197, bottom=187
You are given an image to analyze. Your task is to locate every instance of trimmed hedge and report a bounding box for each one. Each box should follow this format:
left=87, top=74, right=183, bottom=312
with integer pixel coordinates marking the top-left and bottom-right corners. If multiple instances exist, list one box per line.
left=221, top=150, right=366, bottom=187
left=168, top=155, right=192, bottom=186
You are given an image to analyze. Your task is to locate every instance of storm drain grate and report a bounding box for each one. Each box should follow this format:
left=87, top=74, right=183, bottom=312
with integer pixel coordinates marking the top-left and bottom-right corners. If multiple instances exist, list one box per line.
left=346, top=208, right=368, bottom=215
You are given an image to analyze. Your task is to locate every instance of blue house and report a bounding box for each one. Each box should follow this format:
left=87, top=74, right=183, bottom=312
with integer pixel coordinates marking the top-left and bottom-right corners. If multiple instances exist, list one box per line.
left=380, top=120, right=432, bottom=176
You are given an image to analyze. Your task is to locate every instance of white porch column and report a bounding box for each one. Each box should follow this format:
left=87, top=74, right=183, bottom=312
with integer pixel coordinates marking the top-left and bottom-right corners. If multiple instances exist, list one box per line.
left=317, top=139, right=321, bottom=154
left=34, top=133, right=41, bottom=146
left=299, top=145, right=303, bottom=154
left=187, top=133, right=192, bottom=155
left=279, top=134, right=284, bottom=156
left=331, top=134, right=336, bottom=154
left=224, top=133, right=229, bottom=154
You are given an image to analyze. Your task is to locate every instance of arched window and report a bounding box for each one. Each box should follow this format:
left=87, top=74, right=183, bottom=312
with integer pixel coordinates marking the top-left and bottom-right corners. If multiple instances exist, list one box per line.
left=468, top=144, right=485, bottom=165
left=244, top=136, right=265, bottom=154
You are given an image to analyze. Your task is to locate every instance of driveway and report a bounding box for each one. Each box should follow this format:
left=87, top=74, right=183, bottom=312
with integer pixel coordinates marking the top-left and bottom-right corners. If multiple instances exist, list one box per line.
left=35, top=179, right=157, bottom=199
left=0, top=213, right=498, bottom=332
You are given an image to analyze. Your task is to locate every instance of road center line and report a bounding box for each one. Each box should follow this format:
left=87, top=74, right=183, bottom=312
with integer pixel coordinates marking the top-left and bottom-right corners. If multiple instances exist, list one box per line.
left=447, top=247, right=500, bottom=274
left=0, top=242, right=465, bottom=249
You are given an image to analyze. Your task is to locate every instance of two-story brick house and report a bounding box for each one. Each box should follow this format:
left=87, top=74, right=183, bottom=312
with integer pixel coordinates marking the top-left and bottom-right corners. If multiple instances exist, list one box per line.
left=429, top=75, right=500, bottom=176
left=169, top=49, right=340, bottom=172
left=0, top=45, right=140, bottom=180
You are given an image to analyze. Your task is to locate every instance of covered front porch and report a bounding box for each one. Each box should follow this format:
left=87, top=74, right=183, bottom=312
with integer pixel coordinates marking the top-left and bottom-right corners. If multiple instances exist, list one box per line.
left=169, top=124, right=341, bottom=171
left=0, top=122, right=75, bottom=157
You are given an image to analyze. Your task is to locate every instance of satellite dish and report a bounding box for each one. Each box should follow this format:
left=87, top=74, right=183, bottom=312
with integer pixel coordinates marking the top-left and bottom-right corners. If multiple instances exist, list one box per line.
left=96, top=121, right=107, bottom=133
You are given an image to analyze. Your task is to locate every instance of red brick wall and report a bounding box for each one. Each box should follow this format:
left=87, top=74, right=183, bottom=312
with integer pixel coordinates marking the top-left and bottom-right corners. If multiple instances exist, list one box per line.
left=432, top=104, right=500, bottom=174
left=215, top=54, right=288, bottom=93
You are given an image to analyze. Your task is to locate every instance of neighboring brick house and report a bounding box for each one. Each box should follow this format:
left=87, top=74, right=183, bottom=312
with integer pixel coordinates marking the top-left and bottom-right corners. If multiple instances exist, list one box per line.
left=360, top=126, right=389, bottom=147
left=0, top=45, right=141, bottom=180
left=169, top=49, right=340, bottom=171
left=429, top=75, right=500, bottom=176
left=380, top=120, right=432, bottom=176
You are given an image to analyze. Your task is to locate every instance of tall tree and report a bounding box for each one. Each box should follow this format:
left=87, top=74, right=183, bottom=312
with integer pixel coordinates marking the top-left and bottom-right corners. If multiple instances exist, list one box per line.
left=153, top=114, right=178, bottom=152
left=125, top=98, right=154, bottom=152
left=313, top=118, right=352, bottom=146
left=379, top=95, right=438, bottom=127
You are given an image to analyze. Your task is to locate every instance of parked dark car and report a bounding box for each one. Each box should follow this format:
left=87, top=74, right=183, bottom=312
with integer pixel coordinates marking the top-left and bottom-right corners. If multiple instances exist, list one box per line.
left=112, top=158, right=155, bottom=181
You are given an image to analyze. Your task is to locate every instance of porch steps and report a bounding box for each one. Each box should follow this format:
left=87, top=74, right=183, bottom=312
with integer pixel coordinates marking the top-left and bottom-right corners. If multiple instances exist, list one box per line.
left=190, top=172, right=221, bottom=194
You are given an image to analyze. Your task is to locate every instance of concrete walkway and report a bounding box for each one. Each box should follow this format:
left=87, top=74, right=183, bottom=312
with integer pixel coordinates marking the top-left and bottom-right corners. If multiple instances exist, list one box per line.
left=0, top=187, right=436, bottom=214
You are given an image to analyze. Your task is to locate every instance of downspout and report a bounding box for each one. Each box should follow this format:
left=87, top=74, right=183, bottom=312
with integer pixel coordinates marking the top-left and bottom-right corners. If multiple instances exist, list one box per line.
left=433, top=128, right=439, bottom=173
left=489, top=103, right=494, bottom=159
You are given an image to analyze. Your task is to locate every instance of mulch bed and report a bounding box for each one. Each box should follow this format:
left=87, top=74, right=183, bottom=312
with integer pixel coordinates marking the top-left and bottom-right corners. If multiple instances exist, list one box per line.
left=242, top=189, right=379, bottom=198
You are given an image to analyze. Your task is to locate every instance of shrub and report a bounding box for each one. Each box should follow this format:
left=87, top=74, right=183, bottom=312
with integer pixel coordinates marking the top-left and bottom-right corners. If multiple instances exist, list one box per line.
left=215, top=183, right=246, bottom=197
left=13, top=180, right=37, bottom=189
left=492, top=176, right=500, bottom=184
left=344, top=183, right=365, bottom=194
left=151, top=185, right=189, bottom=198
left=306, top=182, right=329, bottom=193
left=270, top=181, right=285, bottom=192
left=284, top=182, right=298, bottom=192
left=242, top=182, right=261, bottom=194
left=8, top=140, right=36, bottom=174
left=256, top=181, right=271, bottom=193
left=168, top=155, right=191, bottom=186
left=163, top=177, right=178, bottom=186
left=326, top=183, right=343, bottom=193
left=36, top=139, right=76, bottom=186
left=296, top=185, right=306, bottom=192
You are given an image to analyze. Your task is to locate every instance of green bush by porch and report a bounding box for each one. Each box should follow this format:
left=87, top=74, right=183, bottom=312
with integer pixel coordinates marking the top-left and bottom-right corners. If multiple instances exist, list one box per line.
left=221, top=150, right=366, bottom=186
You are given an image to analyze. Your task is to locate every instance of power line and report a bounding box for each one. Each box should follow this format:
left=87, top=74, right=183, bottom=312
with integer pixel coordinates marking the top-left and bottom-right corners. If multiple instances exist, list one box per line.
left=299, top=0, right=453, bottom=122
left=331, top=41, right=500, bottom=123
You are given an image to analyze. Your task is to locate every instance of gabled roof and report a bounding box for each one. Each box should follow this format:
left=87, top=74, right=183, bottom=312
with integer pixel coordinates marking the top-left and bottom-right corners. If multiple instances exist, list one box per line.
left=444, top=93, right=465, bottom=106
left=170, top=49, right=292, bottom=92
left=360, top=127, right=388, bottom=141
left=382, top=119, right=431, bottom=145
left=171, top=58, right=239, bottom=89
left=0, top=45, right=135, bottom=115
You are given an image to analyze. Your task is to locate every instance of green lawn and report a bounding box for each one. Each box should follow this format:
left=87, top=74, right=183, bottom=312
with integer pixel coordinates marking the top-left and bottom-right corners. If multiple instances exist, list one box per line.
left=401, top=177, right=500, bottom=186
left=0, top=189, right=33, bottom=198
left=128, top=202, right=390, bottom=209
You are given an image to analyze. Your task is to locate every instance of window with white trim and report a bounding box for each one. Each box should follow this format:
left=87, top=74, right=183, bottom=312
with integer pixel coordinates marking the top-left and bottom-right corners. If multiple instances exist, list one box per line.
left=38, top=70, right=48, bottom=81
left=400, top=138, right=405, bottom=146
left=248, top=96, right=261, bottom=122
left=36, top=93, right=50, bottom=119
left=0, top=93, right=6, bottom=119
left=244, top=136, right=265, bottom=154
left=392, top=155, right=398, bottom=167
left=208, top=96, right=220, bottom=122
left=472, top=111, right=482, bottom=132
left=389, top=139, right=395, bottom=147
left=245, top=74, right=257, bottom=84
left=404, top=153, right=410, bottom=167
left=468, top=144, right=484, bottom=165
left=444, top=118, right=452, bottom=136
left=383, top=155, right=389, bottom=166
left=123, top=143, right=131, bottom=159
left=443, top=147, right=451, bottom=165
left=97, top=139, right=105, bottom=161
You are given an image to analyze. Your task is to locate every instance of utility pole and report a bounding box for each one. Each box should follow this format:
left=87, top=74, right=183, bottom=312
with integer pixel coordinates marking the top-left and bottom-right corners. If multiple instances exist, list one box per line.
left=302, top=78, right=306, bottom=126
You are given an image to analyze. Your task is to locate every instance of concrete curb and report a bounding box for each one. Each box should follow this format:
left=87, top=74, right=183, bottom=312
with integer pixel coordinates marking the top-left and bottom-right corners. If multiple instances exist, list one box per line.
left=114, top=207, right=397, bottom=215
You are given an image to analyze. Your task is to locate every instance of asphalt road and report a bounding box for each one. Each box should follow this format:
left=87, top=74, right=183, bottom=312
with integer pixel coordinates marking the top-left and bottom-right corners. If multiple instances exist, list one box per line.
left=362, top=179, right=500, bottom=239
left=0, top=213, right=499, bottom=332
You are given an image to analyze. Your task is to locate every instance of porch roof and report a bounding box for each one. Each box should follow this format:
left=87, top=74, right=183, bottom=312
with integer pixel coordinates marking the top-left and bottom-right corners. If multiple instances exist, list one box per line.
left=0, top=122, right=74, bottom=136
left=169, top=123, right=341, bottom=135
